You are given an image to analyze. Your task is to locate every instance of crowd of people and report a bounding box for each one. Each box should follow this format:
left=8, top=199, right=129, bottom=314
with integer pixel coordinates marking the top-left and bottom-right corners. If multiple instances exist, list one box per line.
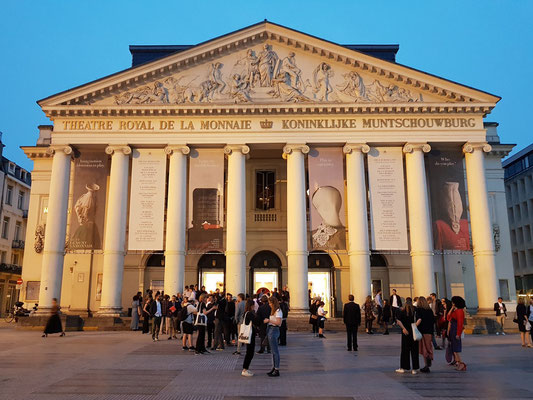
left=132, top=285, right=290, bottom=377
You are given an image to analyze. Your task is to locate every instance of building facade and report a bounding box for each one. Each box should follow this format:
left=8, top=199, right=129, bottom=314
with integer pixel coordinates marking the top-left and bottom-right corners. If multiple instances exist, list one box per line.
left=503, top=142, right=533, bottom=297
left=0, top=132, right=31, bottom=316
left=20, top=22, right=516, bottom=317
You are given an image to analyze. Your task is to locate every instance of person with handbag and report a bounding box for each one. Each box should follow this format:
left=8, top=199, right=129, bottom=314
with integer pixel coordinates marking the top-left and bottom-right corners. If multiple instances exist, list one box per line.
left=317, top=301, right=327, bottom=338
left=515, top=297, right=532, bottom=348
left=447, top=296, right=466, bottom=371
left=241, top=299, right=258, bottom=377
left=234, top=293, right=246, bottom=355
left=395, top=297, right=421, bottom=374
left=194, top=294, right=209, bottom=354
left=180, top=297, right=198, bottom=351
left=416, top=296, right=435, bottom=373
left=363, top=295, right=375, bottom=334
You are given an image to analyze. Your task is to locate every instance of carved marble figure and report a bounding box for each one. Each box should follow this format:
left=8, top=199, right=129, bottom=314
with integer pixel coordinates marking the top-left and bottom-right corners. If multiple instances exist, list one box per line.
left=230, top=74, right=252, bottom=103
left=257, top=44, right=279, bottom=87
left=313, top=62, right=334, bottom=101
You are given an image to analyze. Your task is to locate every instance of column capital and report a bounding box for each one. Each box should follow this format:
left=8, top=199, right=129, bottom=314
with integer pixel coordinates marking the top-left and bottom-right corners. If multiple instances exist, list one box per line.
left=343, top=143, right=370, bottom=154
left=105, top=145, right=132, bottom=155
left=282, top=144, right=310, bottom=159
left=224, top=144, right=250, bottom=155
left=463, top=142, right=492, bottom=154
left=165, top=145, right=190, bottom=155
left=46, top=145, right=73, bottom=156
left=403, top=143, right=431, bottom=154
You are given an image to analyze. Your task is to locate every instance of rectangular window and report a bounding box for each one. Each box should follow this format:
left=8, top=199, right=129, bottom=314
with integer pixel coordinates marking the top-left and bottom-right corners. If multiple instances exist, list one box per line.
left=0, top=251, right=6, bottom=264
left=14, top=221, right=21, bottom=241
left=498, top=279, right=510, bottom=301
left=1, top=217, right=9, bottom=239
left=5, top=185, right=13, bottom=205
left=12, top=253, right=19, bottom=266
left=255, top=170, right=276, bottom=210
left=17, top=191, right=24, bottom=209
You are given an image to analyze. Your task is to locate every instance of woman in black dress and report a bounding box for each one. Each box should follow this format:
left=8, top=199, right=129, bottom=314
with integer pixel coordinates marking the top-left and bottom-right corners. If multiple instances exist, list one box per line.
left=309, top=299, right=319, bottom=337
left=516, top=297, right=532, bottom=347
left=42, top=298, right=65, bottom=337
left=142, top=296, right=152, bottom=334
left=382, top=299, right=391, bottom=335
left=395, top=297, right=421, bottom=375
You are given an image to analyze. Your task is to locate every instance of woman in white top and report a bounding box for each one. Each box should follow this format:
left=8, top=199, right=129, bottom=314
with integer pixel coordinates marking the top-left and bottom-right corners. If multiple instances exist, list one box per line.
left=317, top=301, right=327, bottom=338
left=264, top=296, right=282, bottom=377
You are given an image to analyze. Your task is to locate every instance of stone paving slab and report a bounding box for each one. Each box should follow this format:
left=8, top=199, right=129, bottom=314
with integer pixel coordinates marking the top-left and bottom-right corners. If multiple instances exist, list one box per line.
left=1, top=321, right=532, bottom=400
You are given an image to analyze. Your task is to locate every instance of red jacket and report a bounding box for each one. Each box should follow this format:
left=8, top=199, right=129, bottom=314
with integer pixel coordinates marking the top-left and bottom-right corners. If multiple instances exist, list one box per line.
left=447, top=308, right=464, bottom=336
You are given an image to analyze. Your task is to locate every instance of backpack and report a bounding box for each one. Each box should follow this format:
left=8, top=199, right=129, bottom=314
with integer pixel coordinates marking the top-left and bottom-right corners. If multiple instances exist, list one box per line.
left=178, top=305, right=189, bottom=322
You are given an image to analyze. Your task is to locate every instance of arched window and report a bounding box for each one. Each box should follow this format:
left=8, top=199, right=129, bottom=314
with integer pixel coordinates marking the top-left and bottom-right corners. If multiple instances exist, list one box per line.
left=250, top=250, right=282, bottom=268
left=198, top=251, right=226, bottom=269
left=370, top=253, right=387, bottom=267
left=146, top=253, right=165, bottom=267
left=308, top=251, right=333, bottom=269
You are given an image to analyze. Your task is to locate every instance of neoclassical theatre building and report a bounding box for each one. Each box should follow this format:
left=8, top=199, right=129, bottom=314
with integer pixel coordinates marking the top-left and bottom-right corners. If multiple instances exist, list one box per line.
left=21, top=22, right=516, bottom=317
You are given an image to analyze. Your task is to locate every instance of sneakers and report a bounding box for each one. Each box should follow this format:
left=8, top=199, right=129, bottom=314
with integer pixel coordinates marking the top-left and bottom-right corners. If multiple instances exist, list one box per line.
left=395, top=368, right=405, bottom=374
left=188, top=346, right=196, bottom=352
left=496, top=332, right=500, bottom=335
left=267, top=369, right=280, bottom=377
left=420, top=366, right=430, bottom=373
left=501, top=332, right=506, bottom=336
left=182, top=346, right=188, bottom=351
left=241, top=369, right=254, bottom=377
left=411, top=370, right=418, bottom=375
left=318, top=334, right=326, bottom=338
left=167, top=337, right=173, bottom=340
left=256, top=350, right=264, bottom=354
left=216, top=347, right=224, bottom=351
left=233, top=351, right=241, bottom=355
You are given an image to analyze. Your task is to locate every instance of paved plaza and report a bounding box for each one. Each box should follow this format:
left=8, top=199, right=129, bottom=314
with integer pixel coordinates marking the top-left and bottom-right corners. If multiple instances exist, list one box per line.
left=0, top=322, right=532, bottom=400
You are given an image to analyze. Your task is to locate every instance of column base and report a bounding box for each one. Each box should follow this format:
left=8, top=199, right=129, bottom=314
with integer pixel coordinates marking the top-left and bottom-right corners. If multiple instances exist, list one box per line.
left=288, top=308, right=309, bottom=317
left=95, top=307, right=123, bottom=317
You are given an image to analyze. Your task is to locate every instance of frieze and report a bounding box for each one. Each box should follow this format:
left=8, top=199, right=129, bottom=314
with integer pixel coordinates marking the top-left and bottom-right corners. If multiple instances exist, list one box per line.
left=88, top=44, right=426, bottom=106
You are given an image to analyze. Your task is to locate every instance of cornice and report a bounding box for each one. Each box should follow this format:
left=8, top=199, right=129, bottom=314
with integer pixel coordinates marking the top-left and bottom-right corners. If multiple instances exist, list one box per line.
left=42, top=103, right=494, bottom=119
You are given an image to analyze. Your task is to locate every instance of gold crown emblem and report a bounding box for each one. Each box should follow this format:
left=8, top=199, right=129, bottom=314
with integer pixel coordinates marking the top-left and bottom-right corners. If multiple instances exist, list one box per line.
left=260, top=119, right=273, bottom=129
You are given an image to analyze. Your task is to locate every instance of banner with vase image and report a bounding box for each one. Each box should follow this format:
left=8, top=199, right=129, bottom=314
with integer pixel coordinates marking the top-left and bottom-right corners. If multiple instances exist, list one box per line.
left=188, top=149, right=225, bottom=253
left=427, top=148, right=471, bottom=251
left=67, top=152, right=109, bottom=250
left=307, top=147, right=346, bottom=251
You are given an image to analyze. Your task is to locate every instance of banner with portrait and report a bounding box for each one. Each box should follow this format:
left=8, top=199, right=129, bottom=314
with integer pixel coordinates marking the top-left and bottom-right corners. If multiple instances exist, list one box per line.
left=68, top=152, right=109, bottom=250
left=188, top=149, right=224, bottom=253
left=427, top=148, right=471, bottom=251
left=367, top=147, right=408, bottom=250
left=128, top=149, right=167, bottom=250
left=308, top=147, right=346, bottom=251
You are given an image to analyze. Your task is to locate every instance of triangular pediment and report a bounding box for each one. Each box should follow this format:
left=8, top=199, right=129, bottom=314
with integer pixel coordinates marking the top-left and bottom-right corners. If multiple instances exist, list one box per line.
left=39, top=21, right=499, bottom=112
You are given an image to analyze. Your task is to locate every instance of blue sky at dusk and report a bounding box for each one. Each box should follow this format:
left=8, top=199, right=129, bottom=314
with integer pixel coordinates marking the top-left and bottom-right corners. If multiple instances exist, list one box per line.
left=1, top=1, right=532, bottom=170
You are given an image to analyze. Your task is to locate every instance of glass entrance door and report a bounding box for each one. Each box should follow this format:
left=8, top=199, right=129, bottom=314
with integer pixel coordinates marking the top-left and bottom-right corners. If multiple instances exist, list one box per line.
left=202, top=271, right=224, bottom=294
left=253, top=271, right=278, bottom=294
left=308, top=271, right=331, bottom=315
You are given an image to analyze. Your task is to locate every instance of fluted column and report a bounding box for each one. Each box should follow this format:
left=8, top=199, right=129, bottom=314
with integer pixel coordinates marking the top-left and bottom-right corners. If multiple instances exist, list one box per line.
left=403, top=143, right=436, bottom=296
left=98, top=145, right=131, bottom=316
left=463, top=142, right=498, bottom=311
left=343, top=143, right=371, bottom=305
left=283, top=144, right=310, bottom=313
left=36, top=145, right=73, bottom=314
left=224, top=144, right=249, bottom=295
left=164, top=145, right=190, bottom=296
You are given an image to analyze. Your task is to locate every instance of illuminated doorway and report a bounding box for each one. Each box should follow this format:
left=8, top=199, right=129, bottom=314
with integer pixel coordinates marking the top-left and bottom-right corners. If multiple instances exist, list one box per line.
left=249, top=251, right=282, bottom=295
left=198, top=252, right=226, bottom=294
left=308, top=251, right=334, bottom=315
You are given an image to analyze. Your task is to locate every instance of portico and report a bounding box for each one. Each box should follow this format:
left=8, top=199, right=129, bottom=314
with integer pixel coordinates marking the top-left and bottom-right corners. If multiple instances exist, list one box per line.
left=21, top=22, right=515, bottom=318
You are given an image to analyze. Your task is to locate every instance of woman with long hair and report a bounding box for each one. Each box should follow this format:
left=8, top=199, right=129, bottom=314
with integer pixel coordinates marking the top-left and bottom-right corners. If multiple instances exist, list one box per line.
left=395, top=297, right=421, bottom=374
left=195, top=293, right=213, bottom=354
left=416, top=296, right=435, bottom=373
left=364, top=295, right=375, bottom=334
left=439, top=298, right=452, bottom=349
left=447, top=296, right=466, bottom=371
left=516, top=297, right=532, bottom=348
left=264, top=296, right=282, bottom=377
left=309, top=298, right=319, bottom=337
left=241, top=299, right=258, bottom=377
left=142, top=296, right=152, bottom=334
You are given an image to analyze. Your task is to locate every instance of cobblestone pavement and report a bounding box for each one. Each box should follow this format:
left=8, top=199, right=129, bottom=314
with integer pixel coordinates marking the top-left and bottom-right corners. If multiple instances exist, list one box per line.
left=1, top=321, right=532, bottom=400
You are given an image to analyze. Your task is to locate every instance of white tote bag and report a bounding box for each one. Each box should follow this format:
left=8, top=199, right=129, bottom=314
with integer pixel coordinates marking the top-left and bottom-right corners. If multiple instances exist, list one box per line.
left=526, top=320, right=532, bottom=332
left=238, top=312, right=252, bottom=344
left=194, top=304, right=207, bottom=326
left=412, top=313, right=422, bottom=341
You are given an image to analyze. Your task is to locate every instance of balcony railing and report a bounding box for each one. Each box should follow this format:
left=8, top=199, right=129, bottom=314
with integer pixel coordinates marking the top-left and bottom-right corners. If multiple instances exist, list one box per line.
left=254, top=212, right=277, bottom=222
left=12, top=240, right=25, bottom=249
left=0, top=263, right=22, bottom=274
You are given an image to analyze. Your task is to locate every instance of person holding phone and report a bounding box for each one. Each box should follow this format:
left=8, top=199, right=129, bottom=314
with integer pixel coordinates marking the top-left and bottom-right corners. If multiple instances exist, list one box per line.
left=264, top=297, right=282, bottom=377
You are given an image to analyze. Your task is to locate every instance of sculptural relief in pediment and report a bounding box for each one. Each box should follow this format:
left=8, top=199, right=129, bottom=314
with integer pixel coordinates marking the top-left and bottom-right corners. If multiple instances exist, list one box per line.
left=91, top=43, right=440, bottom=106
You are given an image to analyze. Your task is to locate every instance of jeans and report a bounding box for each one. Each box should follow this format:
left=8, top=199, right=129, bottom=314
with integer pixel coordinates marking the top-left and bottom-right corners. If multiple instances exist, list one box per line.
left=152, top=316, right=162, bottom=339
left=267, top=325, right=280, bottom=370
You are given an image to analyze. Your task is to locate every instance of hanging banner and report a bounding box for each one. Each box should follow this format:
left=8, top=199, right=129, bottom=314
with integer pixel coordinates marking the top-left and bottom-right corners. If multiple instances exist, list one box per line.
left=68, top=152, right=109, bottom=250
left=367, top=147, right=408, bottom=250
left=308, top=147, right=346, bottom=251
left=188, top=149, right=224, bottom=253
left=128, top=149, right=167, bottom=250
left=427, top=149, right=471, bottom=251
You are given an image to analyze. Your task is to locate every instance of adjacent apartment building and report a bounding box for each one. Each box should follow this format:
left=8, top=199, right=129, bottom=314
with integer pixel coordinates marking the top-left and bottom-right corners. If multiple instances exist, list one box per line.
left=503, top=143, right=533, bottom=297
left=0, top=132, right=31, bottom=316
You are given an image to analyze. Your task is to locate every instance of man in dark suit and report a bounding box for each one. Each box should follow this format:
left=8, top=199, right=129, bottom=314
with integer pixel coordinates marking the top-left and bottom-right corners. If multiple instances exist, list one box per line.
left=390, top=289, right=402, bottom=324
left=343, top=294, right=361, bottom=351
left=494, top=297, right=507, bottom=335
